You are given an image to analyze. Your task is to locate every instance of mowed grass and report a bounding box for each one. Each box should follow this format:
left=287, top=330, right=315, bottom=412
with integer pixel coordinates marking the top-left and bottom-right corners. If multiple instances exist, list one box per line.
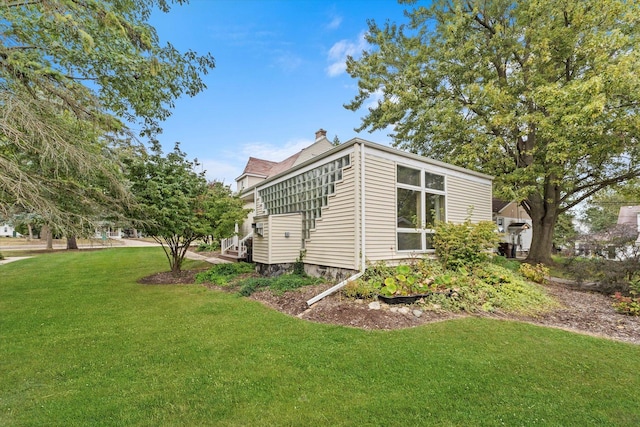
left=1, top=248, right=639, bottom=426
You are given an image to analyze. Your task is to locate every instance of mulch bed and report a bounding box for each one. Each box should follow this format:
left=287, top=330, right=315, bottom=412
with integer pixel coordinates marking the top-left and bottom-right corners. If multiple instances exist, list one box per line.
left=138, top=271, right=640, bottom=345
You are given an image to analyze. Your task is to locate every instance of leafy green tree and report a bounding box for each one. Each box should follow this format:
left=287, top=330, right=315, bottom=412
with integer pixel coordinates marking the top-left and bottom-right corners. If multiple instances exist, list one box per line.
left=553, top=211, right=577, bottom=251
left=346, top=0, right=640, bottom=263
left=582, top=179, right=640, bottom=233
left=1, top=0, right=214, bottom=228
left=126, top=143, right=248, bottom=273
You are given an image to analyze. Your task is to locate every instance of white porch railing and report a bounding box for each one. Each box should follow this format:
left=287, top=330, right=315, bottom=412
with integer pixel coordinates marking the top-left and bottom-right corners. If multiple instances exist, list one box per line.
left=221, top=231, right=253, bottom=259
left=237, top=232, right=253, bottom=259
left=221, top=235, right=237, bottom=254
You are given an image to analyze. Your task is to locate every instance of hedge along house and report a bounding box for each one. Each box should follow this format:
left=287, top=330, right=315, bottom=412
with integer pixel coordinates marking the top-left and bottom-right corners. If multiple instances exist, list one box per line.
left=233, top=130, right=494, bottom=285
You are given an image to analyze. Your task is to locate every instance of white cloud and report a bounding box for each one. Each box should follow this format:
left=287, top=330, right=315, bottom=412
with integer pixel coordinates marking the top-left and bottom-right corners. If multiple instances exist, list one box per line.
left=326, top=15, right=342, bottom=30
left=365, top=88, right=385, bottom=110
left=240, top=138, right=313, bottom=162
left=326, top=31, right=368, bottom=77
left=273, top=51, right=303, bottom=72
left=200, top=158, right=242, bottom=187
left=203, top=138, right=316, bottom=188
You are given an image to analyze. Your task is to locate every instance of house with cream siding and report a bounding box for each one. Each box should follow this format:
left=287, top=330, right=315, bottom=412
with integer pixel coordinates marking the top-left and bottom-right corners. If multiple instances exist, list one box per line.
left=229, top=129, right=493, bottom=279
left=492, top=199, right=533, bottom=257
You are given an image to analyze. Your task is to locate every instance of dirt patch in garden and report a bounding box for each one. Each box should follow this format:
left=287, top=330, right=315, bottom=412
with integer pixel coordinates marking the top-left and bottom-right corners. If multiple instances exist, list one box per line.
left=138, top=270, right=640, bottom=345
left=138, top=269, right=206, bottom=285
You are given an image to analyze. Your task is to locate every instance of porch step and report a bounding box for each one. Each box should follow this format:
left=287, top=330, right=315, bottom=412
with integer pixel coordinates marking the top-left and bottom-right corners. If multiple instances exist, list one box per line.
left=218, top=252, right=247, bottom=262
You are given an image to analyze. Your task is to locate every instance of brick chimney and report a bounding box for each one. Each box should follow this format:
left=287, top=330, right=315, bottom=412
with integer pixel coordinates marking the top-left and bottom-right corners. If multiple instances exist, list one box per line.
left=315, top=128, right=327, bottom=140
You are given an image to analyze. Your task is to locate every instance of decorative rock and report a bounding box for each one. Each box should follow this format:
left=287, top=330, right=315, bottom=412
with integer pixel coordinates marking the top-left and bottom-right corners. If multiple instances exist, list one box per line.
left=398, top=307, right=411, bottom=315
left=413, top=310, right=423, bottom=318
left=355, top=299, right=364, bottom=304
left=368, top=301, right=381, bottom=310
left=389, top=307, right=399, bottom=313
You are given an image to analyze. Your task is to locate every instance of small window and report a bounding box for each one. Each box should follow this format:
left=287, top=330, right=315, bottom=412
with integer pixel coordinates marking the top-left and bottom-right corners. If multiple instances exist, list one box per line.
left=425, top=172, right=444, bottom=191
left=398, top=232, right=422, bottom=251
left=397, top=165, right=421, bottom=186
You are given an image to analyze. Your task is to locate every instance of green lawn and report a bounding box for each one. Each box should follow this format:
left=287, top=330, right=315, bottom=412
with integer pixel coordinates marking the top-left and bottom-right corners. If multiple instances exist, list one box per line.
left=1, top=248, right=639, bottom=426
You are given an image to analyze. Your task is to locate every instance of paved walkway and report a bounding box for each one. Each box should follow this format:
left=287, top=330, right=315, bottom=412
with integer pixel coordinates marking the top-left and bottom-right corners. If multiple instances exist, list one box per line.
left=0, top=238, right=229, bottom=266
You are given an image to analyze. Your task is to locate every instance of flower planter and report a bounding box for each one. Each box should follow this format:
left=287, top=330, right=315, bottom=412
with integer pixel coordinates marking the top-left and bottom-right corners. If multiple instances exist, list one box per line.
left=378, top=290, right=454, bottom=305
left=377, top=294, right=431, bottom=305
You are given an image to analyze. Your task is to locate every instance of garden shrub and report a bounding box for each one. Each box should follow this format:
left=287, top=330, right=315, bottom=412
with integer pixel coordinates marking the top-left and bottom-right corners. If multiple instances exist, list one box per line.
left=612, top=292, right=640, bottom=316
left=519, top=263, right=549, bottom=284
left=197, top=241, right=220, bottom=252
left=236, top=274, right=324, bottom=297
left=342, top=279, right=380, bottom=300
left=345, top=258, right=555, bottom=315
left=195, top=262, right=254, bottom=285
left=433, top=219, right=501, bottom=269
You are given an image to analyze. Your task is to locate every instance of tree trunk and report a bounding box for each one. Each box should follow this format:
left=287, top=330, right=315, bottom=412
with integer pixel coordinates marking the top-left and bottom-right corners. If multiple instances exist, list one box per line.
left=27, top=223, right=33, bottom=240
left=42, top=225, right=53, bottom=250
left=66, top=236, right=78, bottom=250
left=525, top=200, right=557, bottom=265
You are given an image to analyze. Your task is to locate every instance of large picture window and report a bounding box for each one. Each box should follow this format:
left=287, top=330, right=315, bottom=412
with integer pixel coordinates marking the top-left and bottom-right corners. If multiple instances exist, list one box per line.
left=396, top=165, right=446, bottom=251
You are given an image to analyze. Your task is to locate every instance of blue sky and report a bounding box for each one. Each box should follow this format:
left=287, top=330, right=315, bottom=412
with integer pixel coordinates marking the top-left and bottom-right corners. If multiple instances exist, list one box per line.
left=148, top=0, right=410, bottom=186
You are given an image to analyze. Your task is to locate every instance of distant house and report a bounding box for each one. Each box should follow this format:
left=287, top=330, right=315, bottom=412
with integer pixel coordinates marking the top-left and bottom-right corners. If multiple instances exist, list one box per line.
left=492, top=198, right=532, bottom=257
left=93, top=224, right=123, bottom=240
left=617, top=206, right=640, bottom=244
left=0, top=223, right=21, bottom=238
left=225, top=129, right=493, bottom=279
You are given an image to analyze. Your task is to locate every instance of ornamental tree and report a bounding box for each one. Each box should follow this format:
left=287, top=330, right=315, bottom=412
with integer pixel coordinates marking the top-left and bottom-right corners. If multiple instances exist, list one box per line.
left=346, top=0, right=640, bottom=263
left=126, top=143, right=248, bottom=273
left=1, top=0, right=214, bottom=228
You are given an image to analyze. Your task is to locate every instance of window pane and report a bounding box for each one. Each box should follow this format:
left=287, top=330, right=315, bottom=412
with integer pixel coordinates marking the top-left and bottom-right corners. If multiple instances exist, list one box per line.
left=398, top=233, right=422, bottom=251
left=425, top=193, right=445, bottom=227
left=425, top=233, right=435, bottom=250
left=425, top=172, right=444, bottom=190
left=397, top=188, right=420, bottom=228
left=397, top=165, right=421, bottom=186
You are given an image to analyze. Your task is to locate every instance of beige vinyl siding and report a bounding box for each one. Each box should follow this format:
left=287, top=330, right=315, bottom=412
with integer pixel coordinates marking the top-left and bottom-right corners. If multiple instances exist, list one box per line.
left=292, top=139, right=334, bottom=166
left=363, top=153, right=397, bottom=261
left=240, top=201, right=256, bottom=237
left=304, top=157, right=358, bottom=270
left=446, top=175, right=492, bottom=223
left=498, top=202, right=529, bottom=220
left=269, top=213, right=303, bottom=264
left=252, top=215, right=269, bottom=263
left=255, top=195, right=265, bottom=216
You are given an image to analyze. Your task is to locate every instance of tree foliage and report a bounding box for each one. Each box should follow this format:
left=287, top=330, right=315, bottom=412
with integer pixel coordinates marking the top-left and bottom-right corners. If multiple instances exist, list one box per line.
left=1, top=0, right=214, bottom=229
left=126, top=143, right=248, bottom=273
left=346, top=0, right=640, bottom=263
left=582, top=178, right=640, bottom=233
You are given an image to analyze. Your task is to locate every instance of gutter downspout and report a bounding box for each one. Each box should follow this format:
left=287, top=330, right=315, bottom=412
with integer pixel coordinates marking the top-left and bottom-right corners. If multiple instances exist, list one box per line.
left=361, top=142, right=366, bottom=272
left=306, top=142, right=367, bottom=307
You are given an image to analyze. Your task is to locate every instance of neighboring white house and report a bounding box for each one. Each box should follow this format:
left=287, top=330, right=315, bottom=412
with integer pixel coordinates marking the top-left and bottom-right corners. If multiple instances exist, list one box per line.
left=225, top=129, right=494, bottom=279
left=93, top=225, right=123, bottom=240
left=0, top=223, right=22, bottom=238
left=617, top=205, right=640, bottom=244
left=492, top=198, right=532, bottom=257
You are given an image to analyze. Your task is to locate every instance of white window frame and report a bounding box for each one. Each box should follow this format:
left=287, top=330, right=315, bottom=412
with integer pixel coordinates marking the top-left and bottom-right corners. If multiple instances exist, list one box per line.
left=396, top=164, right=446, bottom=253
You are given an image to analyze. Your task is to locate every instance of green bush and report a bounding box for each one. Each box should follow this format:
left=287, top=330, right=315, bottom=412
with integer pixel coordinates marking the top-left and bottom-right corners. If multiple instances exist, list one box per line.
left=345, top=259, right=556, bottom=315
left=519, top=263, right=549, bottom=284
left=433, top=219, right=501, bottom=269
left=196, top=241, right=220, bottom=252
left=342, top=279, right=381, bottom=300
left=195, top=262, right=254, bottom=285
left=236, top=274, right=324, bottom=297
left=237, top=277, right=272, bottom=296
